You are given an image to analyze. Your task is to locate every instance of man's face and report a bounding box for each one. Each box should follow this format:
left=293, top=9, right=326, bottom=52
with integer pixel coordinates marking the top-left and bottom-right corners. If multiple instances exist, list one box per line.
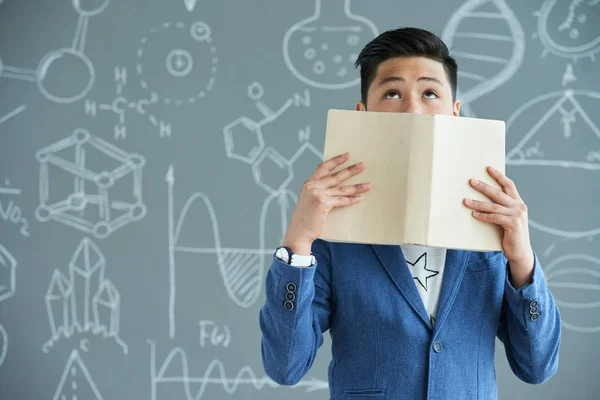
left=356, top=56, right=460, bottom=116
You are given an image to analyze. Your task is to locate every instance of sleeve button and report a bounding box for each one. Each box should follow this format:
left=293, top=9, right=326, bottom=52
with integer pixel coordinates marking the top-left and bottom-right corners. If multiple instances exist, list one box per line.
left=286, top=282, right=297, bottom=292
left=530, top=312, right=539, bottom=321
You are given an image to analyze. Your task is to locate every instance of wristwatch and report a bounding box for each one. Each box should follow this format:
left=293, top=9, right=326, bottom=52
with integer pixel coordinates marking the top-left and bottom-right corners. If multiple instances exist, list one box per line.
left=275, top=246, right=316, bottom=267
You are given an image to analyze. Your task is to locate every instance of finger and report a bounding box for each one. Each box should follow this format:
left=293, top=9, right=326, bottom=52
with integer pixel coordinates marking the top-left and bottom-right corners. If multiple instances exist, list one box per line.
left=327, top=182, right=372, bottom=197
left=469, top=179, right=516, bottom=208
left=471, top=211, right=513, bottom=229
left=320, top=161, right=366, bottom=188
left=310, top=152, right=350, bottom=181
left=463, top=198, right=512, bottom=216
left=329, top=194, right=364, bottom=208
left=487, top=167, right=521, bottom=201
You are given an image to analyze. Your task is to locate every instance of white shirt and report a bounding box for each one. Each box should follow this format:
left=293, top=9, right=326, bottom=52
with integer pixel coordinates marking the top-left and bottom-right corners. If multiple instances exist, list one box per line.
left=400, top=244, right=447, bottom=327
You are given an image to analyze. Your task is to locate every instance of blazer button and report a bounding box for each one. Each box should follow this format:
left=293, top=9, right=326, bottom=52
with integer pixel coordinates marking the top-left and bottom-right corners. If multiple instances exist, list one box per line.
left=433, top=341, right=442, bottom=353
left=284, top=300, right=294, bottom=311
left=286, top=282, right=297, bottom=292
left=286, top=291, right=296, bottom=301
left=530, top=312, right=539, bottom=321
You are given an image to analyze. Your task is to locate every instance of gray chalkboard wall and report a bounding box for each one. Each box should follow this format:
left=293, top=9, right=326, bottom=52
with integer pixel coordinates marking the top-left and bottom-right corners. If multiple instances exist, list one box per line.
left=1, top=0, right=599, bottom=399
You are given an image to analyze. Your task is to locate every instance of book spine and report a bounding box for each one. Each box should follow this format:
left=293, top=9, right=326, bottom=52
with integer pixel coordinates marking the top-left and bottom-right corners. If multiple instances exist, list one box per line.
left=403, top=116, right=435, bottom=245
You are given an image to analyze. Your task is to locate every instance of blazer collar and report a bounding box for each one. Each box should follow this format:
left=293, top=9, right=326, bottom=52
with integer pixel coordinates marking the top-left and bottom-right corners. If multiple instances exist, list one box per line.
left=370, top=244, right=471, bottom=331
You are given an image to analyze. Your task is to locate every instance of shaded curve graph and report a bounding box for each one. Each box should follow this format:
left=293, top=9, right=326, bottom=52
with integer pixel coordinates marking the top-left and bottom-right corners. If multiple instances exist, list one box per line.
left=166, top=166, right=298, bottom=339
left=148, top=340, right=327, bottom=400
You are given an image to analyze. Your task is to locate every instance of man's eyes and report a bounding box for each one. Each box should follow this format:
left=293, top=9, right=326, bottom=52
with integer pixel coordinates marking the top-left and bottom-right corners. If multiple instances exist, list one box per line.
left=384, top=90, right=439, bottom=99
left=422, top=90, right=438, bottom=99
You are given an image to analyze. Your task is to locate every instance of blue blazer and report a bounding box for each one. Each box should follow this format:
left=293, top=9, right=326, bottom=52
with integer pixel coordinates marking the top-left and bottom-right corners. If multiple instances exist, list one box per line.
left=259, top=239, right=561, bottom=399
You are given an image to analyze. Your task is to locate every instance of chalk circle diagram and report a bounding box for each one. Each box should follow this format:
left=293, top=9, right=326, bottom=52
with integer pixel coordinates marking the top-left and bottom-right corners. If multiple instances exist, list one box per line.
left=544, top=253, right=600, bottom=333
left=441, top=0, right=525, bottom=117
left=534, top=0, right=600, bottom=61
left=505, top=89, right=600, bottom=238
left=0, top=324, right=7, bottom=367
left=137, top=21, right=218, bottom=105
left=283, top=0, right=378, bottom=90
left=0, top=0, right=110, bottom=103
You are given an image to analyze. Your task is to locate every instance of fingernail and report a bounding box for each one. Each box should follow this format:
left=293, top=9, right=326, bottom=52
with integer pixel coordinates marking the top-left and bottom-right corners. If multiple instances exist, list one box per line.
left=473, top=211, right=480, bottom=216
left=471, top=179, right=479, bottom=185
left=464, top=198, right=472, bottom=204
left=489, top=166, right=495, bottom=172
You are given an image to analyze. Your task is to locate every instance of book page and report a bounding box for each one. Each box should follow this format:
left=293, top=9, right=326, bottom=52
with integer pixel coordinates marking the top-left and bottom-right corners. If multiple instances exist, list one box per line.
left=319, top=109, right=410, bottom=245
left=427, top=114, right=505, bottom=251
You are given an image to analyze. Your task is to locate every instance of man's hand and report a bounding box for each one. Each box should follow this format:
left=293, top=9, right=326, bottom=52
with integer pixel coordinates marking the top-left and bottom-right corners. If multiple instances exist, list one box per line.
left=281, top=152, right=372, bottom=255
left=463, top=166, right=534, bottom=288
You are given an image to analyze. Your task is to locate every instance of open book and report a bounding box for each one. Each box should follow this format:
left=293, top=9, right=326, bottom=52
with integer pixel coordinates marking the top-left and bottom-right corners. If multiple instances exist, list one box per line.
left=319, top=109, right=506, bottom=252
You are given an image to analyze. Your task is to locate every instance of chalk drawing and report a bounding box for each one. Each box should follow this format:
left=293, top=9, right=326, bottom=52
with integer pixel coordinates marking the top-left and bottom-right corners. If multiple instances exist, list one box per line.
left=283, top=0, right=378, bottom=89
left=42, top=237, right=128, bottom=354
left=35, top=128, right=146, bottom=239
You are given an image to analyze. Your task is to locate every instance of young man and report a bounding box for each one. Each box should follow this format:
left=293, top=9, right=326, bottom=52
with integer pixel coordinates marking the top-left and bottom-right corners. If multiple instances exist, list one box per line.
left=259, top=27, right=561, bottom=399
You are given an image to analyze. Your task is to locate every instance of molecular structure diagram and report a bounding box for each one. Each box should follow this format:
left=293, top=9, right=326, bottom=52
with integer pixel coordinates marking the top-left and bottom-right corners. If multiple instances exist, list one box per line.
left=0, top=0, right=108, bottom=104
left=222, top=81, right=320, bottom=195
left=85, top=67, right=171, bottom=140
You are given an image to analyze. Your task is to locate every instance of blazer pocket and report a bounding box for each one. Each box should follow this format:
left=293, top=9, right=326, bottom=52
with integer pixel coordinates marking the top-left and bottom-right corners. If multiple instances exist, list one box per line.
left=342, top=388, right=386, bottom=398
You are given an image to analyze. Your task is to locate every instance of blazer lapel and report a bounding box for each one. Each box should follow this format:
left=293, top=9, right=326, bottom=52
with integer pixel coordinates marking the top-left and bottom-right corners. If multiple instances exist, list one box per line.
left=432, top=249, right=471, bottom=333
left=371, top=245, right=472, bottom=331
left=370, top=244, right=431, bottom=328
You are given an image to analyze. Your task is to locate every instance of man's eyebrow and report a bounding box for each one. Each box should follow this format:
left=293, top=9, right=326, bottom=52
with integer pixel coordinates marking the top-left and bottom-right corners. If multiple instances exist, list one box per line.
left=377, top=76, right=444, bottom=86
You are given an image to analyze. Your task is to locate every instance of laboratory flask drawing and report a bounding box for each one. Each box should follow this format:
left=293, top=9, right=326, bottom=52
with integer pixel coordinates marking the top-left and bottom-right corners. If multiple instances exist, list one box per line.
left=441, top=0, right=525, bottom=117
left=505, top=89, right=600, bottom=237
left=533, top=0, right=600, bottom=61
left=0, top=0, right=109, bottom=103
left=35, top=128, right=146, bottom=239
left=283, top=0, right=378, bottom=89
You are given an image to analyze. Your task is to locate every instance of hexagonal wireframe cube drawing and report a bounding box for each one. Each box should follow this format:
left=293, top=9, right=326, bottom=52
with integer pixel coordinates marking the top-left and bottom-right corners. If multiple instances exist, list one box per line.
left=0, top=244, right=17, bottom=302
left=35, top=128, right=146, bottom=239
left=223, top=116, right=264, bottom=164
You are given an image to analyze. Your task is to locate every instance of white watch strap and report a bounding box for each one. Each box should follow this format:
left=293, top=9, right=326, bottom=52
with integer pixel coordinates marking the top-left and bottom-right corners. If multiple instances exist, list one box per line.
left=290, top=253, right=315, bottom=267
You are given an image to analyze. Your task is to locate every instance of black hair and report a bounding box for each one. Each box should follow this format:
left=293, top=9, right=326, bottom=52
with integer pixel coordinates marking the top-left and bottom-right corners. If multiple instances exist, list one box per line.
left=354, top=27, right=458, bottom=106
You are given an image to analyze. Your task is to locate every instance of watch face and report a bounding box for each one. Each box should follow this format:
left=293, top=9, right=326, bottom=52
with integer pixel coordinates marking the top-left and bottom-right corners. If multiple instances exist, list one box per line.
left=276, top=247, right=290, bottom=263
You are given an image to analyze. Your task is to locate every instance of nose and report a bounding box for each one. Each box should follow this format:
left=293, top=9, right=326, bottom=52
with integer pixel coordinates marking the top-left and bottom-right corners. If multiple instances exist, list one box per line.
left=403, top=98, right=422, bottom=114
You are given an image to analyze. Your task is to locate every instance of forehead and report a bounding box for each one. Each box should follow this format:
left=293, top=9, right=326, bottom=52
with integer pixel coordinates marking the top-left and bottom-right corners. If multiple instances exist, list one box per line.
left=371, top=56, right=449, bottom=86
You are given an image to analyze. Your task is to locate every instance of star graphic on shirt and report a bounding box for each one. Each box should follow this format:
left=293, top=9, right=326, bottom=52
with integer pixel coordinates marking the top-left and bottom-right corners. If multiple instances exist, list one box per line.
left=406, top=252, right=439, bottom=291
